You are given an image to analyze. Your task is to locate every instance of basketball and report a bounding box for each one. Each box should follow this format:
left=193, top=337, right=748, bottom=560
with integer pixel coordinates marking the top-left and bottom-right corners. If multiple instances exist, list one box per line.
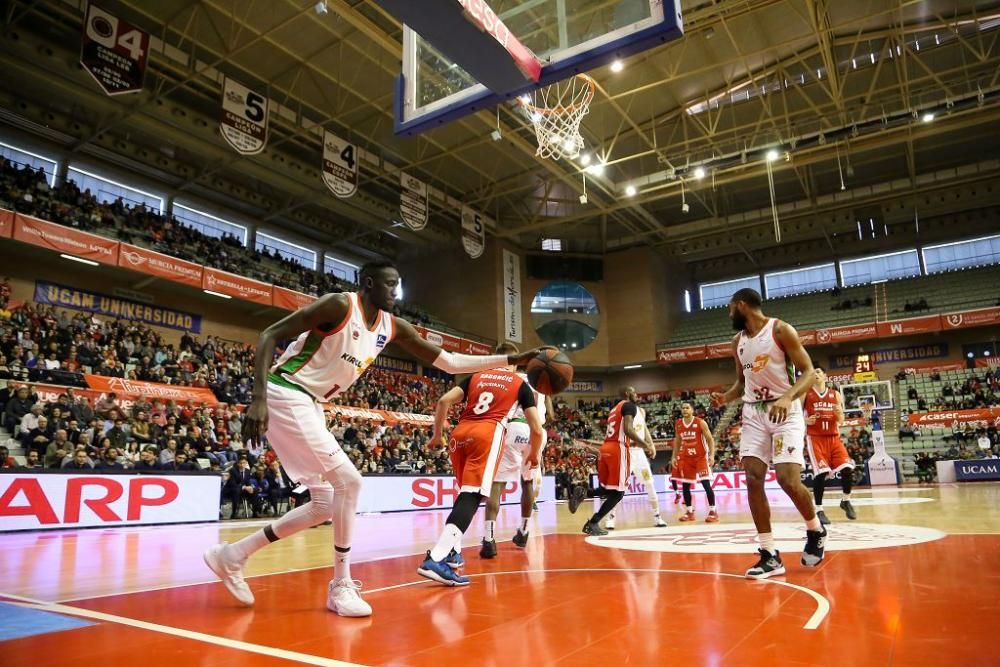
left=525, top=347, right=574, bottom=395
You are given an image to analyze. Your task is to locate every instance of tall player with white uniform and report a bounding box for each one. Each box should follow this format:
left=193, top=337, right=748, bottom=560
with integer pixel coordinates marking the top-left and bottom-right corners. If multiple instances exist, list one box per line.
left=711, top=288, right=827, bottom=579
left=606, top=405, right=667, bottom=529
left=204, top=260, right=538, bottom=615
left=481, top=345, right=554, bottom=557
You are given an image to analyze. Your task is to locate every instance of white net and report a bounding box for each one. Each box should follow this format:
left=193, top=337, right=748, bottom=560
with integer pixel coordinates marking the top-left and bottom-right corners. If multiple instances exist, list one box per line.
left=518, top=74, right=595, bottom=160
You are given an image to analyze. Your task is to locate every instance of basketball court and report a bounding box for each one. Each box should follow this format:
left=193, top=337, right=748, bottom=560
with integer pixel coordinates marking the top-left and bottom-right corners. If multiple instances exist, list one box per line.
left=2, top=484, right=998, bottom=665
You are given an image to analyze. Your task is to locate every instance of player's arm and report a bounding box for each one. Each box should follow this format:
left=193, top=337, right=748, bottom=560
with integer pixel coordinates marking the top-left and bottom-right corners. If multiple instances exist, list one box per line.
left=622, top=403, right=644, bottom=448
left=244, top=293, right=350, bottom=444
left=544, top=395, right=554, bottom=425
left=431, top=383, right=467, bottom=446
left=392, top=317, right=537, bottom=373
left=642, top=418, right=657, bottom=459
left=835, top=390, right=846, bottom=425
left=768, top=320, right=815, bottom=423
left=711, top=336, right=744, bottom=407
left=700, top=418, right=717, bottom=464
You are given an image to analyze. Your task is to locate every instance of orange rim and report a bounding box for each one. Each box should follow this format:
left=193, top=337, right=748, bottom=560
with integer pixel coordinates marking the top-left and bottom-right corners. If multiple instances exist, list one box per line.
left=517, top=74, right=596, bottom=116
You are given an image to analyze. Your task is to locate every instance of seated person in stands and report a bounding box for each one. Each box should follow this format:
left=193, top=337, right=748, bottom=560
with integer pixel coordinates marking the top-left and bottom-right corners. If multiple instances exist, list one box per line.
left=94, top=447, right=126, bottom=472
left=164, top=451, right=198, bottom=472
left=21, top=450, right=42, bottom=469
left=249, top=464, right=270, bottom=517
left=914, top=452, right=935, bottom=483
left=62, top=448, right=93, bottom=470
left=222, top=457, right=254, bottom=518
left=898, top=423, right=918, bottom=441
left=907, top=387, right=919, bottom=400
left=133, top=445, right=161, bottom=472
left=0, top=445, right=15, bottom=469
left=26, top=415, right=54, bottom=458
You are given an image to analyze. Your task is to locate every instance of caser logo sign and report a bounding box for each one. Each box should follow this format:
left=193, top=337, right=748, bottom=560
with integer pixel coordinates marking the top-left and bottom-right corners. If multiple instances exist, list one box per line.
left=586, top=522, right=945, bottom=554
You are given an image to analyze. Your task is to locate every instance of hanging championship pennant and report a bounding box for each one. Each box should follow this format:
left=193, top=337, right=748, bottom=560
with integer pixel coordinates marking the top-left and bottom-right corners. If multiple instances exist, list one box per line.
left=220, top=77, right=268, bottom=155
left=80, top=3, right=149, bottom=95
left=322, top=130, right=358, bottom=198
left=461, top=205, right=487, bottom=259
left=400, top=172, right=428, bottom=231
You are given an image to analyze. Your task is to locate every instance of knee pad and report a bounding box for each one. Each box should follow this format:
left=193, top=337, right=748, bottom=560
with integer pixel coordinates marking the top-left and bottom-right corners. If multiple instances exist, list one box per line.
left=304, top=481, right=335, bottom=518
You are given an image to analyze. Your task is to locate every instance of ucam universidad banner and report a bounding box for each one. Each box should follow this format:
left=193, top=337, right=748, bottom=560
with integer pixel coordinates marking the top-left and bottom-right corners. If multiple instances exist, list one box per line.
left=34, top=281, right=201, bottom=332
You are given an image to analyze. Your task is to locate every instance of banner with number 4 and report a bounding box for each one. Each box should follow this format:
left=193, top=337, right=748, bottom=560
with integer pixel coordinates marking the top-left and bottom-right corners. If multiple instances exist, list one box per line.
left=220, top=77, right=269, bottom=155
left=461, top=205, right=487, bottom=259
left=80, top=4, right=149, bottom=96
left=322, top=130, right=358, bottom=198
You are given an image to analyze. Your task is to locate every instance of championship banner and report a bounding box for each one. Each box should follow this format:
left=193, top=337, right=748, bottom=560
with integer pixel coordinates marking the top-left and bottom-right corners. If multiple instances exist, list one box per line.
left=272, top=286, right=317, bottom=312
left=322, top=129, right=358, bottom=198
left=0, top=208, right=13, bottom=238
left=829, top=343, right=948, bottom=369
left=876, top=314, right=942, bottom=338
left=941, top=306, right=1000, bottom=329
left=502, top=249, right=522, bottom=342
left=34, top=281, right=201, bottom=333
left=80, top=3, right=149, bottom=96
left=84, top=375, right=218, bottom=405
left=220, top=76, right=268, bottom=155
left=14, top=214, right=119, bottom=266
left=400, top=172, right=428, bottom=230
left=118, top=243, right=203, bottom=288
left=907, top=408, right=1000, bottom=427
left=202, top=267, right=272, bottom=305
left=460, top=205, right=487, bottom=259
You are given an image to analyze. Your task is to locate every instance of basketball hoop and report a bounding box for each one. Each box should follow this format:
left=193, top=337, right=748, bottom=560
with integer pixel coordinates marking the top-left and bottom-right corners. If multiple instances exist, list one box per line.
left=517, top=74, right=596, bottom=160
left=860, top=404, right=874, bottom=425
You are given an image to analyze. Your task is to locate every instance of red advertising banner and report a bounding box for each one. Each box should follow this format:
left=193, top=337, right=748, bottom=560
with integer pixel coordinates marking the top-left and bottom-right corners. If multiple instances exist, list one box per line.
left=656, top=346, right=708, bottom=363
left=941, top=307, right=1000, bottom=329
left=904, top=361, right=966, bottom=374
left=327, top=404, right=434, bottom=426
left=876, top=314, right=942, bottom=338
left=83, top=374, right=218, bottom=405
left=414, top=325, right=463, bottom=353
left=974, top=357, right=1000, bottom=369
left=705, top=341, right=733, bottom=359
left=202, top=267, right=273, bottom=305
left=272, top=286, right=318, bottom=312
left=813, top=322, right=878, bottom=345
left=117, top=243, right=203, bottom=288
left=462, top=340, right=494, bottom=355
left=798, top=329, right=817, bottom=346
left=13, top=214, right=119, bottom=266
left=907, top=408, right=1000, bottom=427
left=0, top=208, right=13, bottom=239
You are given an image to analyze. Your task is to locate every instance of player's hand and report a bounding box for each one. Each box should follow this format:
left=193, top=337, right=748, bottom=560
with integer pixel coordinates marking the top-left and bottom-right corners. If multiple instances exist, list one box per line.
left=768, top=397, right=792, bottom=423
left=804, top=414, right=817, bottom=425
left=508, top=347, right=546, bottom=367
left=646, top=446, right=657, bottom=459
left=710, top=392, right=727, bottom=408
left=242, top=399, right=269, bottom=445
left=525, top=451, right=539, bottom=469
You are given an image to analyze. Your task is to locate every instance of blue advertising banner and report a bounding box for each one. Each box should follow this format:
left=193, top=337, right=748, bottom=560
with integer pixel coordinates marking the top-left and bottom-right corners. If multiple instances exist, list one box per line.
left=954, top=459, right=1000, bottom=481
left=829, top=343, right=948, bottom=369
left=372, top=356, right=417, bottom=374
left=34, top=281, right=201, bottom=333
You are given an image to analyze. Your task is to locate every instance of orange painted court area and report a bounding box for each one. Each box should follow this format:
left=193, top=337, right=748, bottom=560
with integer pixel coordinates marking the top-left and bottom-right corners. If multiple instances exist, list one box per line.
left=3, top=485, right=998, bottom=667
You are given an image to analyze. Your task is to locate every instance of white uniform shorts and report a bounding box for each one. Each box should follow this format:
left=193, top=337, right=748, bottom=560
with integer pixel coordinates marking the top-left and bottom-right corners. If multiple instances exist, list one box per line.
left=496, top=421, right=545, bottom=483
left=739, top=400, right=806, bottom=468
left=265, top=381, right=352, bottom=483
left=629, top=447, right=655, bottom=485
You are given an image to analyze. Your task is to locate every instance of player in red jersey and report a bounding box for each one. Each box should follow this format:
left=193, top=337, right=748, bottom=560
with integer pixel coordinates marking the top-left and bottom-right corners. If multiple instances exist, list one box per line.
left=418, top=353, right=544, bottom=586
left=582, top=387, right=646, bottom=536
left=803, top=366, right=857, bottom=524
left=671, top=402, right=719, bottom=523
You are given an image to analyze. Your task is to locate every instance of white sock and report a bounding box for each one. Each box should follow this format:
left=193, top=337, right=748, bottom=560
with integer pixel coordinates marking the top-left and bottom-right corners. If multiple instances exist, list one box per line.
left=484, top=520, right=496, bottom=541
left=759, top=532, right=775, bottom=554
left=686, top=505, right=693, bottom=512
left=647, top=491, right=660, bottom=515
left=842, top=493, right=852, bottom=501
left=709, top=506, right=716, bottom=512
left=519, top=517, right=529, bottom=533
left=430, top=524, right=463, bottom=562
left=334, top=546, right=351, bottom=581
left=227, top=530, right=270, bottom=561
left=806, top=516, right=822, bottom=531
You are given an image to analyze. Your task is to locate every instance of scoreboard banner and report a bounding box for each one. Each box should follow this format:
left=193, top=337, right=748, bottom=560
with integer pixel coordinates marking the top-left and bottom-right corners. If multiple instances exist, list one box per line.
left=80, top=3, right=149, bottom=95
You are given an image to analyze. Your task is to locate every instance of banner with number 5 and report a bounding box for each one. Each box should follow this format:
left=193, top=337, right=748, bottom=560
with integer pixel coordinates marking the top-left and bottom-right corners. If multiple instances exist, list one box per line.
left=80, top=3, right=149, bottom=96
left=322, top=130, right=358, bottom=198
left=460, top=205, right=487, bottom=259
left=220, top=77, right=269, bottom=155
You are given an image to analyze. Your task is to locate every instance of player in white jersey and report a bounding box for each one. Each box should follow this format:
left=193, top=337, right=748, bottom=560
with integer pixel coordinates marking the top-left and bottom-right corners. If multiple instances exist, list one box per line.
left=710, top=288, right=827, bottom=580
left=480, top=348, right=554, bottom=557
left=203, top=260, right=538, bottom=616
left=606, top=405, right=667, bottom=529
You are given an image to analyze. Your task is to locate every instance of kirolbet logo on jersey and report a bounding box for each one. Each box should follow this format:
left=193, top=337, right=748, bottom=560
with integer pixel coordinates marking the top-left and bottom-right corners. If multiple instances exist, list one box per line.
left=340, top=352, right=374, bottom=375
left=750, top=354, right=769, bottom=373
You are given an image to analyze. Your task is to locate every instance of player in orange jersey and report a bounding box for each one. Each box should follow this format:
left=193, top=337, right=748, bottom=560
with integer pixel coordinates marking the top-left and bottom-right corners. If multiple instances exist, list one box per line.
left=671, top=402, right=719, bottom=523
left=418, top=353, right=544, bottom=586
left=804, top=366, right=857, bottom=524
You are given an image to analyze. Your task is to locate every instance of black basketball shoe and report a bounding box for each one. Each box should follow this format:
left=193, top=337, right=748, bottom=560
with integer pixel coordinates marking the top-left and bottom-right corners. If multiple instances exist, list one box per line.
left=840, top=499, right=857, bottom=520
left=568, top=485, right=587, bottom=514
left=801, top=526, right=828, bottom=566
left=479, top=538, right=497, bottom=559
left=745, top=549, right=786, bottom=579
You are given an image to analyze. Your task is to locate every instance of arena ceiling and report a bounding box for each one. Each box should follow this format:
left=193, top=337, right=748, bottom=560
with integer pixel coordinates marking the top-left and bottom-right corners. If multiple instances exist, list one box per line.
left=2, top=0, right=1000, bottom=276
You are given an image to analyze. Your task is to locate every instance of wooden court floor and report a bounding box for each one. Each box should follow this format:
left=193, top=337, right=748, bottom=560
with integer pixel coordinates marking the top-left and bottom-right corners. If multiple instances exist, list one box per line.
left=2, top=483, right=999, bottom=666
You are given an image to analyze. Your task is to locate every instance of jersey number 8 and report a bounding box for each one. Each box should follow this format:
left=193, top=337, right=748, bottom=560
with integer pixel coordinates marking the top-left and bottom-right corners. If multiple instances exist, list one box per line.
left=472, top=392, right=495, bottom=415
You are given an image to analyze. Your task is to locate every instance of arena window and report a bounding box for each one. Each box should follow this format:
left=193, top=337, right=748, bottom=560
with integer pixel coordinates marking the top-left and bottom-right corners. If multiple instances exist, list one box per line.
left=541, top=238, right=562, bottom=252
left=172, top=203, right=247, bottom=244
left=0, top=141, right=57, bottom=186
left=763, top=263, right=836, bottom=298
left=324, top=254, right=359, bottom=284
left=531, top=281, right=599, bottom=315
left=66, top=166, right=163, bottom=212
left=699, top=275, right=761, bottom=309
left=684, top=289, right=692, bottom=313
left=839, top=249, right=921, bottom=286
left=922, top=234, right=1000, bottom=274
left=256, top=232, right=316, bottom=269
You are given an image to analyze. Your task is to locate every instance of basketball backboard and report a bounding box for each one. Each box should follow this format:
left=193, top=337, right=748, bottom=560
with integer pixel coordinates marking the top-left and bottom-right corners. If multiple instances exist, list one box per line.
left=388, top=0, right=684, bottom=136
left=836, top=380, right=894, bottom=415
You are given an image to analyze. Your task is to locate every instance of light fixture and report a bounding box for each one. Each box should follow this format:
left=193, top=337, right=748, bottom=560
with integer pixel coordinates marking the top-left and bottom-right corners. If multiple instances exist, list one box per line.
left=490, top=128, right=502, bottom=141
left=563, top=138, right=577, bottom=153
left=519, top=94, right=532, bottom=104
left=580, top=153, right=592, bottom=166
left=586, top=162, right=605, bottom=176
left=314, top=1, right=328, bottom=15
left=625, top=185, right=637, bottom=197
left=60, top=253, right=99, bottom=267
left=693, top=166, right=706, bottom=179
left=922, top=112, right=935, bottom=123
left=203, top=289, right=233, bottom=300
left=610, top=60, right=624, bottom=73
left=766, top=149, right=779, bottom=162
left=623, top=364, right=642, bottom=370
